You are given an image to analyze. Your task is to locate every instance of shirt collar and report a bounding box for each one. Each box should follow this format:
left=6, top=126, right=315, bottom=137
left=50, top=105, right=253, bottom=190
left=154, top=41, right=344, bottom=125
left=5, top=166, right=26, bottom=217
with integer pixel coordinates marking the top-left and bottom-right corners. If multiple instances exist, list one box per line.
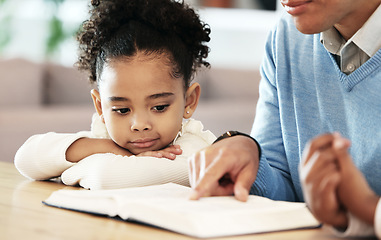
left=320, top=4, right=381, bottom=57
left=320, top=28, right=345, bottom=55
left=351, top=4, right=381, bottom=57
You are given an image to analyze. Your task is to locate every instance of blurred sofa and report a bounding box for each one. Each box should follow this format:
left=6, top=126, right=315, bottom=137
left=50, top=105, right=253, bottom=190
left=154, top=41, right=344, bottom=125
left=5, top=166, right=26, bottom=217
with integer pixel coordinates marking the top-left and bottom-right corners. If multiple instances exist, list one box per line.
left=0, top=58, right=260, bottom=163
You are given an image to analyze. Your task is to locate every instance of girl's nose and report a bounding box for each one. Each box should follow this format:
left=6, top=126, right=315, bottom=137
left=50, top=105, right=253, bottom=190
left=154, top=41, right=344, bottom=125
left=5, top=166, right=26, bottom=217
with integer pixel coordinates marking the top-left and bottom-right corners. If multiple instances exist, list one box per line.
left=130, top=113, right=152, bottom=132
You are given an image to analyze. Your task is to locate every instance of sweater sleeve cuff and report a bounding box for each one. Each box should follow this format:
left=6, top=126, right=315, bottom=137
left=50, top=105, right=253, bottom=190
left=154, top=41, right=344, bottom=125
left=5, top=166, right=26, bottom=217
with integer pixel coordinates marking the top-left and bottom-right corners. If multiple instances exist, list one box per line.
left=250, top=154, right=269, bottom=196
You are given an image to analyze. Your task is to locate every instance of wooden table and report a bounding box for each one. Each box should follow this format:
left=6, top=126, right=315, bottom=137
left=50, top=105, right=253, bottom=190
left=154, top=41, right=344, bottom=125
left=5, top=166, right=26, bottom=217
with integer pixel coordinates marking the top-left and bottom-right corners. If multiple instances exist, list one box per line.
left=0, top=161, right=350, bottom=240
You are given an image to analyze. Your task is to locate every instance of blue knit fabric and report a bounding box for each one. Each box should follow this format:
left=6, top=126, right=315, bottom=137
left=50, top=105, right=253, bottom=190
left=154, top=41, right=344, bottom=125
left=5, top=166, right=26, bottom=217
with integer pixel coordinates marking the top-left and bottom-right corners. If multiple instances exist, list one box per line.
left=250, top=14, right=381, bottom=202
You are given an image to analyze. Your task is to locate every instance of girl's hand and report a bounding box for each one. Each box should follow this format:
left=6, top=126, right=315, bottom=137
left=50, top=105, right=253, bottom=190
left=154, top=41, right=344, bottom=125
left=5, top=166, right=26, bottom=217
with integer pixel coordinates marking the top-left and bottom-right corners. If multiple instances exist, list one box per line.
left=136, top=145, right=182, bottom=160
left=333, top=134, right=379, bottom=225
left=300, top=133, right=348, bottom=228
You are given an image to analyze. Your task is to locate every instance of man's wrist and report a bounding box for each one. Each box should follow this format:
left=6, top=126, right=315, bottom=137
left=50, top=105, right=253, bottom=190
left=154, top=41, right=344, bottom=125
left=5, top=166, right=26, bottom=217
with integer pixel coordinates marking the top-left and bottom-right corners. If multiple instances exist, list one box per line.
left=213, top=131, right=261, bottom=158
left=363, top=192, right=380, bottom=225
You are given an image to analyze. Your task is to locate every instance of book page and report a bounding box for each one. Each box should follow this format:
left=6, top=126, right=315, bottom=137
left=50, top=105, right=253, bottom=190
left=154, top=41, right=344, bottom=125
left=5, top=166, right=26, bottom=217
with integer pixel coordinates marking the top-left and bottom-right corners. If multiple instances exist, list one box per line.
left=121, top=193, right=319, bottom=238
left=43, top=183, right=191, bottom=216
left=44, top=183, right=320, bottom=238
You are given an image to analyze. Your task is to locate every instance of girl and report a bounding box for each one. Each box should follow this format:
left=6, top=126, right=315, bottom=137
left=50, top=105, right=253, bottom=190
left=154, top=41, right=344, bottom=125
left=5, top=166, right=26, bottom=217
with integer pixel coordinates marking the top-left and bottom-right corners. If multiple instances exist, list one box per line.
left=15, top=0, right=216, bottom=190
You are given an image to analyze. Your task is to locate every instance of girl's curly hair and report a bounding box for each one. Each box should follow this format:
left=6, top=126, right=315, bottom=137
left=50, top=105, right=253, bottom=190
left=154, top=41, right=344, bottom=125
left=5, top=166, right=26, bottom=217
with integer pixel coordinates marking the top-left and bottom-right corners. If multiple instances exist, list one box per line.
left=75, top=0, right=211, bottom=88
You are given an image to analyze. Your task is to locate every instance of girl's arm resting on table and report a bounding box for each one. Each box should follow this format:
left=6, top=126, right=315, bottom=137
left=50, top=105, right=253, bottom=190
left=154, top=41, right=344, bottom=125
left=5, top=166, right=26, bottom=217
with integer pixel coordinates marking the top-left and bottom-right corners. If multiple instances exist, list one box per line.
left=14, top=131, right=91, bottom=180
left=66, top=137, right=132, bottom=163
left=15, top=129, right=134, bottom=180
left=61, top=119, right=216, bottom=190
left=61, top=153, right=190, bottom=189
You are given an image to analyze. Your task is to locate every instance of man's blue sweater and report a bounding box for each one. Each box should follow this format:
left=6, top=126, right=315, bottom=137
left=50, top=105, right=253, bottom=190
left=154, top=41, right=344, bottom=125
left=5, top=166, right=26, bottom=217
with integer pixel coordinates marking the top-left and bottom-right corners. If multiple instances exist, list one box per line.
left=250, top=14, right=381, bottom=201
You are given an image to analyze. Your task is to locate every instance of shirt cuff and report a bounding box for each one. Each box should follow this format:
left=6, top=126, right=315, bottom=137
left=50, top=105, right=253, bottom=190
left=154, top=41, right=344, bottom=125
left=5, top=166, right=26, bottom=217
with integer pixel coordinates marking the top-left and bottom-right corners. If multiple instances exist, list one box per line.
left=326, top=212, right=375, bottom=238
left=374, top=198, right=381, bottom=238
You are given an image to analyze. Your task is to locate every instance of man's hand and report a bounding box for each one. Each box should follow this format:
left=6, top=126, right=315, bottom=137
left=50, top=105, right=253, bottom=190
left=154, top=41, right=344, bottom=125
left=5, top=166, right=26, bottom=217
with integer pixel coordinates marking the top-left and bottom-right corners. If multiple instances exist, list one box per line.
left=188, top=135, right=259, bottom=202
left=300, top=133, right=348, bottom=228
left=137, top=145, right=182, bottom=160
left=333, top=134, right=379, bottom=225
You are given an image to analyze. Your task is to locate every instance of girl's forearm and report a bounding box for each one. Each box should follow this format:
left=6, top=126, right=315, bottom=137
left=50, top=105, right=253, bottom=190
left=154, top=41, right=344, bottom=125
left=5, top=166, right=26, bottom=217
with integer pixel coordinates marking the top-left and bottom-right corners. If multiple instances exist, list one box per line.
left=66, top=138, right=132, bottom=163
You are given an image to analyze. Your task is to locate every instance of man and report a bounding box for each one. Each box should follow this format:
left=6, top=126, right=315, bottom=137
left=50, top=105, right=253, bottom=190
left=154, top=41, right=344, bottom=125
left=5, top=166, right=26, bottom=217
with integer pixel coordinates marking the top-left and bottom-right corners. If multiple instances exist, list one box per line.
left=189, top=0, right=381, bottom=237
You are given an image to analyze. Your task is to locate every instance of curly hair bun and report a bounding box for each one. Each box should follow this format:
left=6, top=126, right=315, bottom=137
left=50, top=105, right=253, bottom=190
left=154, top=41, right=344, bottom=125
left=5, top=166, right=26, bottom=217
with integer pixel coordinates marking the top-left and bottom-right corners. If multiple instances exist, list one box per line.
left=76, top=0, right=211, bottom=85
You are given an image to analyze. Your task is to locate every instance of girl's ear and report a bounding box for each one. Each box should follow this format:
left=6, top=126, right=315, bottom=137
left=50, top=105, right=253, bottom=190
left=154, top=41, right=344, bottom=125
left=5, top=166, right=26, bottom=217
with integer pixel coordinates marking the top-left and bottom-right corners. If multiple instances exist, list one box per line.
left=183, top=82, right=201, bottom=119
left=90, top=89, right=104, bottom=123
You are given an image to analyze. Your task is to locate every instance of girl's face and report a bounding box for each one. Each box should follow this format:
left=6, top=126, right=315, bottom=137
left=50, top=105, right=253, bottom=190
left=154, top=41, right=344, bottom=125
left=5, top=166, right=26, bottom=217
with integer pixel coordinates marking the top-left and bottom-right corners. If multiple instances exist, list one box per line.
left=280, top=0, right=379, bottom=39
left=92, top=53, right=199, bottom=155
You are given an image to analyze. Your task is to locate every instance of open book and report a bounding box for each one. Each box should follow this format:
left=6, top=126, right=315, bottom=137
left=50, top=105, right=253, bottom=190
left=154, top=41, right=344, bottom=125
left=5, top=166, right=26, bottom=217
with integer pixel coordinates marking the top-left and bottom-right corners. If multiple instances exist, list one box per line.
left=43, top=183, right=320, bottom=238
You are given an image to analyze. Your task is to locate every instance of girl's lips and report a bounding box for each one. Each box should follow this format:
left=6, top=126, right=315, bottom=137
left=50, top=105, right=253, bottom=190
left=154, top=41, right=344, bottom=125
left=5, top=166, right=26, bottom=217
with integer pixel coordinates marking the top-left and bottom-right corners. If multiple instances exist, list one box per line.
left=130, top=138, right=158, bottom=148
left=281, top=0, right=312, bottom=15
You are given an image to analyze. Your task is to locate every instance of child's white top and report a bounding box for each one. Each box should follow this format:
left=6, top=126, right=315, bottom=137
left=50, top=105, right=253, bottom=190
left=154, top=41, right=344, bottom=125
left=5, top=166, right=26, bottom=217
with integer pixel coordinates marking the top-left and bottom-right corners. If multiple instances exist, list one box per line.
left=14, top=115, right=216, bottom=190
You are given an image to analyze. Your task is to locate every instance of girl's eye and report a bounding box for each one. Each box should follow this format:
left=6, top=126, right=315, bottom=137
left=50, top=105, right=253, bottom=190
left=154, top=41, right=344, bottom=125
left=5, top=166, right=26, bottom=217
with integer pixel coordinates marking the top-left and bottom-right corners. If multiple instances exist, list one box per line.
left=112, top=108, right=131, bottom=114
left=152, top=105, right=169, bottom=112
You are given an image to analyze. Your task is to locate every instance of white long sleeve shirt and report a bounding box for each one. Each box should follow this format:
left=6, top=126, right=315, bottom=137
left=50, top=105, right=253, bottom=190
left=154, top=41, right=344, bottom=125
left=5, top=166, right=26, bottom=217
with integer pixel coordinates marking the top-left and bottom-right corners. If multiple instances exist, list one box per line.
left=15, top=116, right=216, bottom=190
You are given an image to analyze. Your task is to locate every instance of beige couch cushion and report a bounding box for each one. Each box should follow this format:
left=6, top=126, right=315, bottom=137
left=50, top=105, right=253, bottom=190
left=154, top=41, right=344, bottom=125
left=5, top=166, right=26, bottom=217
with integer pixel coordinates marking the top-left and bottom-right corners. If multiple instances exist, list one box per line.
left=44, top=63, right=94, bottom=106
left=0, top=58, right=44, bottom=107
left=197, top=68, right=260, bottom=101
